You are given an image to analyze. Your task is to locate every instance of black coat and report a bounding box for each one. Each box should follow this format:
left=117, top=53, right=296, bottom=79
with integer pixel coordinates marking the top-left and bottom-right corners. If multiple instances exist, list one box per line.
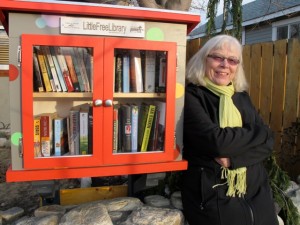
left=181, top=83, right=279, bottom=225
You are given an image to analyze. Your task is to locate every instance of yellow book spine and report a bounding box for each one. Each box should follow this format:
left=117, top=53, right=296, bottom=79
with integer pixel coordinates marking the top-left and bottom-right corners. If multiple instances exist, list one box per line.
left=33, top=117, right=41, bottom=157
left=141, top=105, right=156, bottom=152
left=36, top=50, right=52, bottom=92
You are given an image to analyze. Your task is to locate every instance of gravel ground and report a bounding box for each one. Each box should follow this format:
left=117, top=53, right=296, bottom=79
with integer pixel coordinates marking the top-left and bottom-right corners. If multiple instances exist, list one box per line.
left=0, top=147, right=80, bottom=215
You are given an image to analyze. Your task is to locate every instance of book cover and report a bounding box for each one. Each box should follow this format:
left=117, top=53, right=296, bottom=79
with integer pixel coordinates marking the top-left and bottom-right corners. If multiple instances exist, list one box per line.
left=120, top=104, right=131, bottom=152
left=33, top=116, right=41, bottom=157
left=131, top=104, right=139, bottom=152
left=62, top=47, right=81, bottom=92
left=114, top=53, right=123, bottom=93
left=113, top=105, right=119, bottom=153
left=33, top=52, right=45, bottom=92
left=130, top=50, right=144, bottom=93
left=122, top=53, right=130, bottom=93
left=53, top=46, right=74, bottom=92
left=80, top=47, right=93, bottom=91
left=35, top=48, right=52, bottom=92
left=41, top=46, right=62, bottom=92
left=138, top=103, right=149, bottom=151
left=49, top=46, right=67, bottom=92
left=39, top=112, right=56, bottom=157
left=144, top=51, right=156, bottom=93
left=69, top=106, right=80, bottom=155
left=67, top=47, right=85, bottom=92
left=79, top=104, right=89, bottom=155
left=74, top=47, right=91, bottom=92
left=158, top=55, right=167, bottom=93
left=53, top=117, right=68, bottom=156
left=154, top=101, right=166, bottom=151
left=40, top=47, right=57, bottom=92
left=140, top=104, right=156, bottom=152
left=88, top=105, right=93, bottom=154
left=147, top=108, right=160, bottom=151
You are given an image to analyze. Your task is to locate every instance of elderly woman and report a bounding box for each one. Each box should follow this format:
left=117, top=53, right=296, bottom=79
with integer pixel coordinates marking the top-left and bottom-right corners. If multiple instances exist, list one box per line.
left=182, top=35, right=278, bottom=225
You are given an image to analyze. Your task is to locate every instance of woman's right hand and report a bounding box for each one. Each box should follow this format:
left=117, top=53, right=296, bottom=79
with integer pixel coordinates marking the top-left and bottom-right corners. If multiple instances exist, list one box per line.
left=215, top=157, right=231, bottom=168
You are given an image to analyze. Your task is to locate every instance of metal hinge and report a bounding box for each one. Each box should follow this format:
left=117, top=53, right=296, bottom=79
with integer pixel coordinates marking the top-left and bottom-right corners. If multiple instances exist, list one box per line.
left=17, top=46, right=21, bottom=66
left=174, top=131, right=177, bottom=150
left=18, top=137, right=23, bottom=158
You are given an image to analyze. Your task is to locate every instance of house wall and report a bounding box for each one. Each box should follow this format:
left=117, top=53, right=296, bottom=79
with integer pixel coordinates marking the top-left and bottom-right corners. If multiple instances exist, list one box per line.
left=0, top=76, right=10, bottom=127
left=245, top=24, right=272, bottom=44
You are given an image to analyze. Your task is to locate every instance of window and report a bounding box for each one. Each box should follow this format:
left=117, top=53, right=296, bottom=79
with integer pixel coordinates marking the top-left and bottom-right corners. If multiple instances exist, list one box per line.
left=273, top=17, right=300, bottom=40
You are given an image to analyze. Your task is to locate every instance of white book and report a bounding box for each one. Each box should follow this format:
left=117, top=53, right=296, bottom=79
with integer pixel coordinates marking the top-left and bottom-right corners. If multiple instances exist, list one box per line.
left=130, top=50, right=144, bottom=93
left=50, top=47, right=67, bottom=92
left=144, top=51, right=156, bottom=93
left=131, top=104, right=139, bottom=152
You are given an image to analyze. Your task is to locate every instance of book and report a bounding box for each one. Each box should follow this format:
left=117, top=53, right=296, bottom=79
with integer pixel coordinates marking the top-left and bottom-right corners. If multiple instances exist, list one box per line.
left=39, top=112, right=56, bottom=157
left=74, top=47, right=91, bottom=92
left=53, top=116, right=68, bottom=156
left=69, top=106, right=80, bottom=155
left=154, top=101, right=166, bottom=150
left=35, top=48, right=52, bottom=92
left=62, top=47, right=81, bottom=92
left=41, top=46, right=62, bottom=92
left=114, top=53, right=123, bottom=93
left=120, top=104, right=132, bottom=152
left=52, top=46, right=74, bottom=92
left=49, top=46, right=67, bottom=92
left=40, top=46, right=57, bottom=92
left=88, top=105, right=93, bottom=154
left=80, top=47, right=93, bottom=91
left=67, top=47, right=85, bottom=92
left=113, top=105, right=119, bottom=153
left=140, top=104, right=156, bottom=152
left=138, top=103, right=149, bottom=151
left=79, top=104, right=89, bottom=155
left=131, top=104, right=139, bottom=152
left=158, top=54, right=167, bottom=93
left=147, top=107, right=159, bottom=151
left=33, top=52, right=45, bottom=92
left=130, top=50, right=144, bottom=93
left=33, top=116, right=41, bottom=157
left=122, top=52, right=130, bottom=93
left=144, top=51, right=156, bottom=93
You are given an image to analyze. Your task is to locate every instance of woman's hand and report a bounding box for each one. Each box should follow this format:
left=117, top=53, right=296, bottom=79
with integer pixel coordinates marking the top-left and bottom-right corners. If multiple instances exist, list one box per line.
left=215, top=157, right=231, bottom=168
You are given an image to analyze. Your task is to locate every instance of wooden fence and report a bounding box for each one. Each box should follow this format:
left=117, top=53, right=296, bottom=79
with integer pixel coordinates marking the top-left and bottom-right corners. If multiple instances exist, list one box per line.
left=186, top=38, right=300, bottom=180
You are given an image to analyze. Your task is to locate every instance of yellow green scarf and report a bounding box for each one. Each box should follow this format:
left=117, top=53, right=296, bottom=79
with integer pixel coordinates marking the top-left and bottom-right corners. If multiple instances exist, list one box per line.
left=205, top=77, right=247, bottom=197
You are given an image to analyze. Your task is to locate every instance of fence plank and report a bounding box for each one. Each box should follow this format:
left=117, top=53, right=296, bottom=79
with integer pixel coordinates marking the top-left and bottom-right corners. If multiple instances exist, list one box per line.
left=242, top=45, right=251, bottom=92
left=284, top=39, right=300, bottom=128
left=249, top=43, right=261, bottom=109
left=186, top=38, right=200, bottom=63
left=270, top=39, right=287, bottom=156
left=260, top=42, right=274, bottom=125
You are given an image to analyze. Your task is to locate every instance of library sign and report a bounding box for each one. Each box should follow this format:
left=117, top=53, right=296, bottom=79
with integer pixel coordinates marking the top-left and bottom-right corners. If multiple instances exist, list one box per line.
left=60, top=16, right=145, bottom=38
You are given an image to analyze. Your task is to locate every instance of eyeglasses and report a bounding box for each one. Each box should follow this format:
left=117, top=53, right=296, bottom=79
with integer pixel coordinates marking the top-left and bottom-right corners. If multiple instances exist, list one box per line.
left=207, top=54, right=240, bottom=66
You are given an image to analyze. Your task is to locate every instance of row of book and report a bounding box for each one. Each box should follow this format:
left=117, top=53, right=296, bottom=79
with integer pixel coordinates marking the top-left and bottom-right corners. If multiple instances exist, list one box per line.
left=113, top=101, right=166, bottom=153
left=33, top=103, right=93, bottom=157
left=33, top=45, right=93, bottom=93
left=114, top=50, right=167, bottom=93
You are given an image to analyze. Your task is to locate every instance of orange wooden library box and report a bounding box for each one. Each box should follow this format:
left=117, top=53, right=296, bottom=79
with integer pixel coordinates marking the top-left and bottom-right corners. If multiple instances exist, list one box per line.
left=0, top=0, right=200, bottom=182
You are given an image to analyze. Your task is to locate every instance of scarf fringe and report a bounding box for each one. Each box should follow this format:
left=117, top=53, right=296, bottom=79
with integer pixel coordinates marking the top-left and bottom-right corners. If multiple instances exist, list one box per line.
left=222, top=167, right=247, bottom=197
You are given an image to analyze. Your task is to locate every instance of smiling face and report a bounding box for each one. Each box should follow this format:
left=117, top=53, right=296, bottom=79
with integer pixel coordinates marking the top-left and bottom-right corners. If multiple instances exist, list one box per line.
left=205, top=43, right=240, bottom=86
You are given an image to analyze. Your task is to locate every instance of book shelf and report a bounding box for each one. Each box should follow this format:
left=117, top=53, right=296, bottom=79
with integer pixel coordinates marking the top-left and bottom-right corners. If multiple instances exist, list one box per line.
left=0, top=0, right=200, bottom=182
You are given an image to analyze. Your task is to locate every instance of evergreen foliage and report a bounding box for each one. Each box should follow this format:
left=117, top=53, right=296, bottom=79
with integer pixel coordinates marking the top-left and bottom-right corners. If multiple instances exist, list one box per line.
left=265, top=156, right=300, bottom=225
